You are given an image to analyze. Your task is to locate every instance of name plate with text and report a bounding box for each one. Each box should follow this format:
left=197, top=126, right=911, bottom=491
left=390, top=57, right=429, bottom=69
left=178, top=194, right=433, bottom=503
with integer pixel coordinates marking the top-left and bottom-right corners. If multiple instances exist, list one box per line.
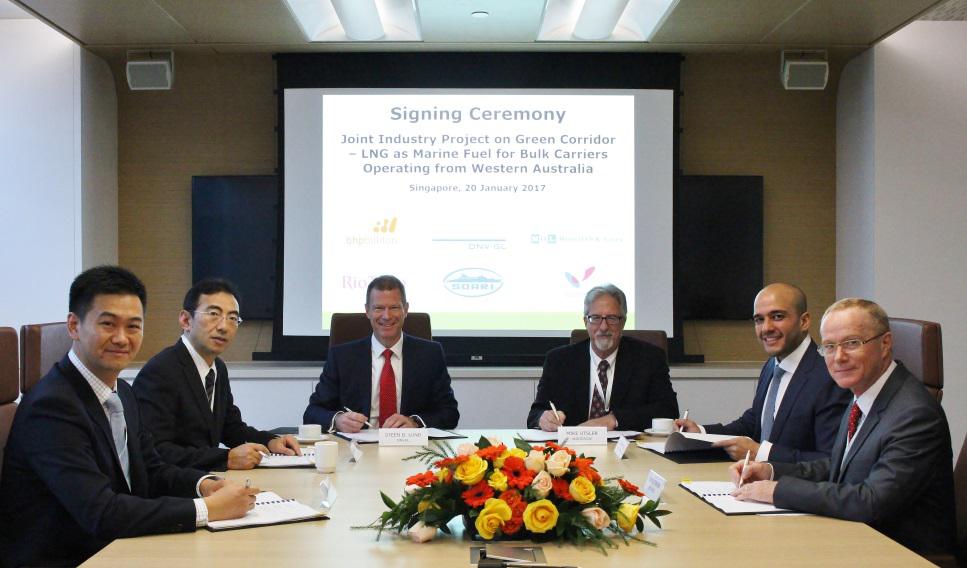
left=558, top=426, right=606, bottom=445
left=378, top=428, right=429, bottom=447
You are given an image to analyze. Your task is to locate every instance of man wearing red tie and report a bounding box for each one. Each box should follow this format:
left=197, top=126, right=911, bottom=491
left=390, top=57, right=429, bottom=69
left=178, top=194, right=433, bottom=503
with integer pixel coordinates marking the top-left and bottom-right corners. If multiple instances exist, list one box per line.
left=303, top=275, right=459, bottom=432
left=731, top=298, right=956, bottom=556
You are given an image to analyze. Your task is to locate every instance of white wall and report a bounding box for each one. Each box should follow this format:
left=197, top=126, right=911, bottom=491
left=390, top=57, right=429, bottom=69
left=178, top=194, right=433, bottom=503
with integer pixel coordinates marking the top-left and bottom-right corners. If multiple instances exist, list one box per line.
left=0, top=20, right=117, bottom=331
left=837, top=21, right=967, bottom=456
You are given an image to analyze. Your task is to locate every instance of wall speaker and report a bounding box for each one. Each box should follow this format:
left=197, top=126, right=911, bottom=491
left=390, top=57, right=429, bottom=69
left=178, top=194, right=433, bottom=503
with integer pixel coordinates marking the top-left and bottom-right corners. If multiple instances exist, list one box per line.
left=126, top=50, right=174, bottom=90
left=781, top=50, right=828, bottom=90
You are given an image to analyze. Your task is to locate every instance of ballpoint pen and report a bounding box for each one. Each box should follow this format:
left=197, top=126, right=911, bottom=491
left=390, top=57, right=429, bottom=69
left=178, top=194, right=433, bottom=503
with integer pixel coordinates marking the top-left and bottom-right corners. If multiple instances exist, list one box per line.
left=343, top=406, right=377, bottom=429
left=678, top=409, right=689, bottom=432
left=549, top=401, right=563, bottom=425
left=738, top=449, right=750, bottom=488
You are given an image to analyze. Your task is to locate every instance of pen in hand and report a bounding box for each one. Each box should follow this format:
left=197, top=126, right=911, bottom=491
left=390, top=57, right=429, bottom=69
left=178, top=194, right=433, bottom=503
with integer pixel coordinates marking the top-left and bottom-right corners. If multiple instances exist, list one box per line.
left=343, top=407, right=377, bottom=429
left=549, top=401, right=563, bottom=425
left=738, top=449, right=750, bottom=488
left=678, top=409, right=689, bottom=432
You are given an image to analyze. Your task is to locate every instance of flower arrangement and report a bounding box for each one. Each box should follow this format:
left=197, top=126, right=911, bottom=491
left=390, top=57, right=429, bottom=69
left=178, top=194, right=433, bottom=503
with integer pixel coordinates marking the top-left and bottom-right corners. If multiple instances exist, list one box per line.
left=368, top=436, right=670, bottom=551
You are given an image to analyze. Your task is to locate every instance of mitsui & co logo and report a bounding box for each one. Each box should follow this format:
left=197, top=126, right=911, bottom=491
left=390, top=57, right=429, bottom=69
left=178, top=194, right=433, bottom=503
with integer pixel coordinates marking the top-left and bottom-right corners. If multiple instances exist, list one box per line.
left=443, top=268, right=503, bottom=297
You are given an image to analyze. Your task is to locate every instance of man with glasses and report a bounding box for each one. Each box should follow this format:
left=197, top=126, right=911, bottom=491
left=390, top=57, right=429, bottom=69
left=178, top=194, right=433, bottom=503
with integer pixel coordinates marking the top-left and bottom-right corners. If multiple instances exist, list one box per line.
left=732, top=298, right=956, bottom=556
left=303, top=275, right=459, bottom=432
left=676, top=283, right=850, bottom=462
left=527, top=284, right=678, bottom=432
left=134, top=278, right=300, bottom=470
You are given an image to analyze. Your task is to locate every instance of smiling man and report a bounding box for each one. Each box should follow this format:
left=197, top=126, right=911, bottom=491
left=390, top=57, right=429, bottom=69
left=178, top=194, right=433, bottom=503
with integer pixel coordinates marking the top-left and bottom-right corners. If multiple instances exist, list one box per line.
left=0, top=267, right=257, bottom=567
left=133, top=278, right=300, bottom=470
left=676, top=283, right=850, bottom=462
left=731, top=298, right=956, bottom=556
left=303, top=275, right=459, bottom=432
left=527, top=284, right=678, bottom=432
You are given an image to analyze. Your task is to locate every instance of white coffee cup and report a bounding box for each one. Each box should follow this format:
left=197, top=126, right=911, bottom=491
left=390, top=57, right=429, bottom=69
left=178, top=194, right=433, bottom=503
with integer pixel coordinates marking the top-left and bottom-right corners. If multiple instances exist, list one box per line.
left=299, top=424, right=322, bottom=439
left=315, top=441, right=338, bottom=473
left=651, top=418, right=675, bottom=433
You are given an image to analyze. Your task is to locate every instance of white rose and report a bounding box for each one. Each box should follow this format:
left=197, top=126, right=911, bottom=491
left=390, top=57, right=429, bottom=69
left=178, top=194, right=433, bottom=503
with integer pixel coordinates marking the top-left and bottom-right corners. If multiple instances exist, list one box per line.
left=408, top=521, right=438, bottom=543
left=404, top=484, right=420, bottom=494
left=545, top=449, right=572, bottom=477
left=456, top=443, right=479, bottom=456
left=530, top=470, right=553, bottom=498
left=524, top=450, right=546, bottom=473
left=580, top=507, right=611, bottom=530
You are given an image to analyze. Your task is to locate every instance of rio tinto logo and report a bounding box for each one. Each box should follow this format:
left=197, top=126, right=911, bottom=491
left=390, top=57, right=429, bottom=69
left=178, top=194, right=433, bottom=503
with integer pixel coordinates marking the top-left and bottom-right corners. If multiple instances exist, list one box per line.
left=443, top=268, right=504, bottom=297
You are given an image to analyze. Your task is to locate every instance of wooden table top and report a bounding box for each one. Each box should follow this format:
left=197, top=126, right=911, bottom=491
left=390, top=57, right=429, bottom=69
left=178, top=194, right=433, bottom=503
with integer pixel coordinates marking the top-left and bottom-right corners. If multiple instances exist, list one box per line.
left=81, top=430, right=928, bottom=567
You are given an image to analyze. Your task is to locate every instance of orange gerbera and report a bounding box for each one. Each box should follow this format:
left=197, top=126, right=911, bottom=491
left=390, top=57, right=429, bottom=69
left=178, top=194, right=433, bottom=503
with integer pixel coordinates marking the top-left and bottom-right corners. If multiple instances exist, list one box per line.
left=499, top=489, right=526, bottom=534
left=502, top=514, right=524, bottom=535
left=552, top=477, right=573, bottom=501
left=501, top=456, right=536, bottom=490
left=476, top=444, right=507, bottom=462
left=405, top=471, right=437, bottom=487
left=619, top=478, right=645, bottom=497
left=545, top=442, right=576, bottom=456
left=462, top=480, right=494, bottom=508
left=572, top=457, right=601, bottom=484
left=435, top=454, right=469, bottom=468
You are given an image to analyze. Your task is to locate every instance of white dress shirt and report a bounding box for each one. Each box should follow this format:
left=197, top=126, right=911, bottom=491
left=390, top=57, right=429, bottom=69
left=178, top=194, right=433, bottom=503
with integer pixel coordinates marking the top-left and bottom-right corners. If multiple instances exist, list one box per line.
left=755, top=335, right=811, bottom=461
left=842, top=360, right=896, bottom=465
left=588, top=343, right=618, bottom=419
left=182, top=335, right=216, bottom=411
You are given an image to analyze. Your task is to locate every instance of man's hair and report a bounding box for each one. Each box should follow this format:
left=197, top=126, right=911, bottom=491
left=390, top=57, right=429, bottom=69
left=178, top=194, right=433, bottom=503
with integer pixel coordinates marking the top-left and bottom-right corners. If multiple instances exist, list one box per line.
left=583, top=284, right=627, bottom=317
left=69, top=265, right=147, bottom=319
left=366, top=275, right=407, bottom=306
left=787, top=284, right=808, bottom=315
left=183, top=278, right=240, bottom=313
left=822, top=298, right=890, bottom=335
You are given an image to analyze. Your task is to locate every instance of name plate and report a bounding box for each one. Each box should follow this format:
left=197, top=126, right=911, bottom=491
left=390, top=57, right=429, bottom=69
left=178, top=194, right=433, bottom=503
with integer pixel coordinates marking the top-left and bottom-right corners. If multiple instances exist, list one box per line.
left=378, top=428, right=429, bottom=447
left=558, top=426, right=606, bottom=445
left=643, top=469, right=666, bottom=502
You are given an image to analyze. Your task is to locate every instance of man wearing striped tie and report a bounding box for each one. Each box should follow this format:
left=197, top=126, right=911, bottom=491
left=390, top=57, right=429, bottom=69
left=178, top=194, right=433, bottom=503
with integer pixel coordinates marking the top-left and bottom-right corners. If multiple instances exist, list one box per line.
left=731, top=298, right=956, bottom=557
left=134, top=279, right=300, bottom=470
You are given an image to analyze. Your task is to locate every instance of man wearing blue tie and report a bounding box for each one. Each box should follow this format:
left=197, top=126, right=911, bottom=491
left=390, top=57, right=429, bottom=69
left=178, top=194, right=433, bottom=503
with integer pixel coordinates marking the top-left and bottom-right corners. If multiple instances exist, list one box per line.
left=676, top=283, right=851, bottom=462
left=0, top=266, right=257, bottom=567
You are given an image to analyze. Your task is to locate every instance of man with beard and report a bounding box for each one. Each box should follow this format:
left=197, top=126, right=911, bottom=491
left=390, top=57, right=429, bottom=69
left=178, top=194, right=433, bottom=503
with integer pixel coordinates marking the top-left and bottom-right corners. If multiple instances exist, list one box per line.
left=527, top=284, right=679, bottom=432
left=676, top=283, right=850, bottom=462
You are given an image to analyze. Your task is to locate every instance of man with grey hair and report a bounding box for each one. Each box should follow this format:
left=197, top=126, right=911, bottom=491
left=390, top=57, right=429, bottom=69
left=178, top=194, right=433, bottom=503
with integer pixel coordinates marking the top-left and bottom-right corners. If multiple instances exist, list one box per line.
left=527, top=284, right=679, bottom=431
left=732, top=298, right=956, bottom=556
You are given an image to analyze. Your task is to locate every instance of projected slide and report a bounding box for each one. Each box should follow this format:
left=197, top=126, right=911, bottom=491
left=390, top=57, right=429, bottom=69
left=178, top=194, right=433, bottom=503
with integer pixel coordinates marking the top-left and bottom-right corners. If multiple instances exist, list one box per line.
left=283, top=89, right=672, bottom=337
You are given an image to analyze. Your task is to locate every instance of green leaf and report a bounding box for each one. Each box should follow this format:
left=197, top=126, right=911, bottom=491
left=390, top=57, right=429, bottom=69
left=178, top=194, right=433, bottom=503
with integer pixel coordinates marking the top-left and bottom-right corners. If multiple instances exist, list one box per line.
left=380, top=491, right=397, bottom=510
left=477, top=435, right=492, bottom=449
left=513, top=436, right=533, bottom=452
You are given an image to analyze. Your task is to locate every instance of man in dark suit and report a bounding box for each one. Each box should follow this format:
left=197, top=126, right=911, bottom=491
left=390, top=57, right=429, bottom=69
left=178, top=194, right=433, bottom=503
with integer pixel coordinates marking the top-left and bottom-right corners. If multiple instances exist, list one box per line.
left=527, top=284, right=678, bottom=432
left=0, top=266, right=257, bottom=567
left=677, top=283, right=850, bottom=462
left=134, top=279, right=300, bottom=470
left=303, top=275, right=459, bottom=432
left=733, top=298, right=956, bottom=556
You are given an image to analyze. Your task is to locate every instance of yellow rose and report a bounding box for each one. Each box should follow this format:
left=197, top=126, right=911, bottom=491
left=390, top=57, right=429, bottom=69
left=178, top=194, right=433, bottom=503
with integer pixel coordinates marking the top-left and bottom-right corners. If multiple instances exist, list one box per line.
left=616, top=503, right=640, bottom=533
left=545, top=449, right=572, bottom=477
left=417, top=499, right=439, bottom=513
left=569, top=476, right=596, bottom=504
left=523, top=499, right=559, bottom=533
left=487, top=470, right=509, bottom=492
left=475, top=498, right=512, bottom=540
left=454, top=455, right=488, bottom=485
left=436, top=468, right=449, bottom=483
left=494, top=447, right=527, bottom=469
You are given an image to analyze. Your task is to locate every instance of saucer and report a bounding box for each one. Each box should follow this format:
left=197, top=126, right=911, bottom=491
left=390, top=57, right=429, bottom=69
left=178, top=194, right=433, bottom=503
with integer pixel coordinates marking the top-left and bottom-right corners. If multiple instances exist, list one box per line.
left=644, top=428, right=672, bottom=437
left=296, top=434, right=329, bottom=444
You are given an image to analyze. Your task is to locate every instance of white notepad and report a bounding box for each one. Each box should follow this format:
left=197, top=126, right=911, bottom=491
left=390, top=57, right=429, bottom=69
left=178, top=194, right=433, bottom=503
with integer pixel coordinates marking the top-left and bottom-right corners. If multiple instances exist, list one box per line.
left=258, top=450, right=315, bottom=468
left=680, top=481, right=793, bottom=515
left=206, top=491, right=328, bottom=531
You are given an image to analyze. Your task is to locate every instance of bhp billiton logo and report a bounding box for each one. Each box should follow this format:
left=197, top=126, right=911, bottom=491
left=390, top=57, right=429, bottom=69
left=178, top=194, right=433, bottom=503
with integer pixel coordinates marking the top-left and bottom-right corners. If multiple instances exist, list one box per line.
left=444, top=269, right=503, bottom=297
left=373, top=217, right=398, bottom=233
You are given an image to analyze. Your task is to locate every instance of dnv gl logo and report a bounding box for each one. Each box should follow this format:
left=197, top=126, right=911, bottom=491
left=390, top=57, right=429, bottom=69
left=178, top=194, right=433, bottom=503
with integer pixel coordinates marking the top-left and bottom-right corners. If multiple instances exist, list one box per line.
left=443, top=268, right=503, bottom=297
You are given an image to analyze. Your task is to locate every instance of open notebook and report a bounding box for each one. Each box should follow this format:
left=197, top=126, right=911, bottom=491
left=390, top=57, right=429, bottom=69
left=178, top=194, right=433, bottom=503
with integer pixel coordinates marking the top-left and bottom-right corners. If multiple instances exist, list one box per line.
left=680, top=481, right=794, bottom=515
left=207, top=491, right=328, bottom=531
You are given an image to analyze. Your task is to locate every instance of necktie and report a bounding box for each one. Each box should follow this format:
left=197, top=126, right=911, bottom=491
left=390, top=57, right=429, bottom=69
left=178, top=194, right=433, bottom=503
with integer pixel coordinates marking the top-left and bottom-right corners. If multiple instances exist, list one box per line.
left=760, top=362, right=785, bottom=442
left=378, top=349, right=397, bottom=427
left=589, top=360, right=610, bottom=419
left=104, top=392, right=131, bottom=489
left=847, top=402, right=863, bottom=442
left=204, top=369, right=216, bottom=410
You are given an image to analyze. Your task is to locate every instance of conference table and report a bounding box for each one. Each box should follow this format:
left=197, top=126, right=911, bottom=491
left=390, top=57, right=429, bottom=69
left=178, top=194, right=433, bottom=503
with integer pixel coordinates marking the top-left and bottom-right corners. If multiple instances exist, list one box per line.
left=82, top=430, right=928, bottom=567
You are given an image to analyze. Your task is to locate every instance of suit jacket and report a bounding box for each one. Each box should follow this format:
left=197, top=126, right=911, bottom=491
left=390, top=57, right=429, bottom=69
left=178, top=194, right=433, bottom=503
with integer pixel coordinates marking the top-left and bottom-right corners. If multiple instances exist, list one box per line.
left=303, top=334, right=459, bottom=429
left=0, top=356, right=206, bottom=567
left=527, top=337, right=679, bottom=432
left=705, top=341, right=851, bottom=462
left=133, top=340, right=275, bottom=470
left=772, top=363, right=956, bottom=556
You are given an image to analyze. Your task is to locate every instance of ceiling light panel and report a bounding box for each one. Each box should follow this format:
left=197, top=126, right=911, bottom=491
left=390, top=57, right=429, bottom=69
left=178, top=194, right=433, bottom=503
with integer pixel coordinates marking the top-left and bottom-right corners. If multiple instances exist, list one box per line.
left=416, top=0, right=546, bottom=43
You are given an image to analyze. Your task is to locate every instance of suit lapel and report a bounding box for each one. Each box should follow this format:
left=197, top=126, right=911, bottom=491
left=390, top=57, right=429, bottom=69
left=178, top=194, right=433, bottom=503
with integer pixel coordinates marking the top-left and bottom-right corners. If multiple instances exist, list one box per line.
left=829, top=405, right=851, bottom=481
left=175, top=341, right=216, bottom=443
left=399, top=334, right=413, bottom=415
left=750, top=359, right=777, bottom=439
left=574, top=341, right=593, bottom=421
left=353, top=337, right=375, bottom=417
left=609, top=339, right=632, bottom=413
left=838, top=367, right=904, bottom=479
left=769, top=343, right=818, bottom=441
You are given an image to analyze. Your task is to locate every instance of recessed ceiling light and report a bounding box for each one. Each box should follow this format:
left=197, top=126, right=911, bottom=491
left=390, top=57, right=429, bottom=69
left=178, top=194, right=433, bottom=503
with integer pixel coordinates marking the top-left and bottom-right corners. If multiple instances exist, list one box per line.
left=470, top=11, right=489, bottom=19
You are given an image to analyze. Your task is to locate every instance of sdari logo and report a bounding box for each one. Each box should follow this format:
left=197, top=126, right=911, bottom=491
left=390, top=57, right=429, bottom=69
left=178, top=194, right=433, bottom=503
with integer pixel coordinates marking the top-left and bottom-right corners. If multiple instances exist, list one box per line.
left=443, top=269, right=503, bottom=297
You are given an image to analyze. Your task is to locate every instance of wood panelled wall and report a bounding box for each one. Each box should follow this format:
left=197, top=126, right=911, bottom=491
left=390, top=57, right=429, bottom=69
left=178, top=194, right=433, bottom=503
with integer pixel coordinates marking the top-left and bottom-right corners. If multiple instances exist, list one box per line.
left=108, top=51, right=840, bottom=363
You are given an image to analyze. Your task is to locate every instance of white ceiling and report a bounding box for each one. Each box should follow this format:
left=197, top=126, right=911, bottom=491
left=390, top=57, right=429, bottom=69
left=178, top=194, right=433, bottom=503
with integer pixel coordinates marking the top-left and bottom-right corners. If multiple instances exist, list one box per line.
left=4, top=0, right=962, bottom=57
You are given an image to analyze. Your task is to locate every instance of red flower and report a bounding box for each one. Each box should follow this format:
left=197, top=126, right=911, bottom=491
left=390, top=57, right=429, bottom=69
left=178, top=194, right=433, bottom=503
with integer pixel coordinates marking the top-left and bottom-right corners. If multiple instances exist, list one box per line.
left=546, top=442, right=576, bottom=456
left=405, top=471, right=436, bottom=487
left=476, top=444, right=507, bottom=462
left=572, top=457, right=601, bottom=484
left=462, top=480, right=494, bottom=508
left=552, top=477, right=573, bottom=501
left=499, top=489, right=527, bottom=535
left=530, top=445, right=545, bottom=452
left=501, top=456, right=536, bottom=490
left=434, top=455, right=469, bottom=468
left=619, top=479, right=644, bottom=497
left=502, top=514, right=524, bottom=535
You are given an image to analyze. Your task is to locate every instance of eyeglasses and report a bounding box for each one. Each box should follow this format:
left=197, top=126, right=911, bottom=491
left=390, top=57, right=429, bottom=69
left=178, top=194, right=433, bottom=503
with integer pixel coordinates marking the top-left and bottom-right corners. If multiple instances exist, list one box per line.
left=585, top=314, right=625, bottom=326
left=817, top=331, right=886, bottom=357
left=194, top=310, right=243, bottom=327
